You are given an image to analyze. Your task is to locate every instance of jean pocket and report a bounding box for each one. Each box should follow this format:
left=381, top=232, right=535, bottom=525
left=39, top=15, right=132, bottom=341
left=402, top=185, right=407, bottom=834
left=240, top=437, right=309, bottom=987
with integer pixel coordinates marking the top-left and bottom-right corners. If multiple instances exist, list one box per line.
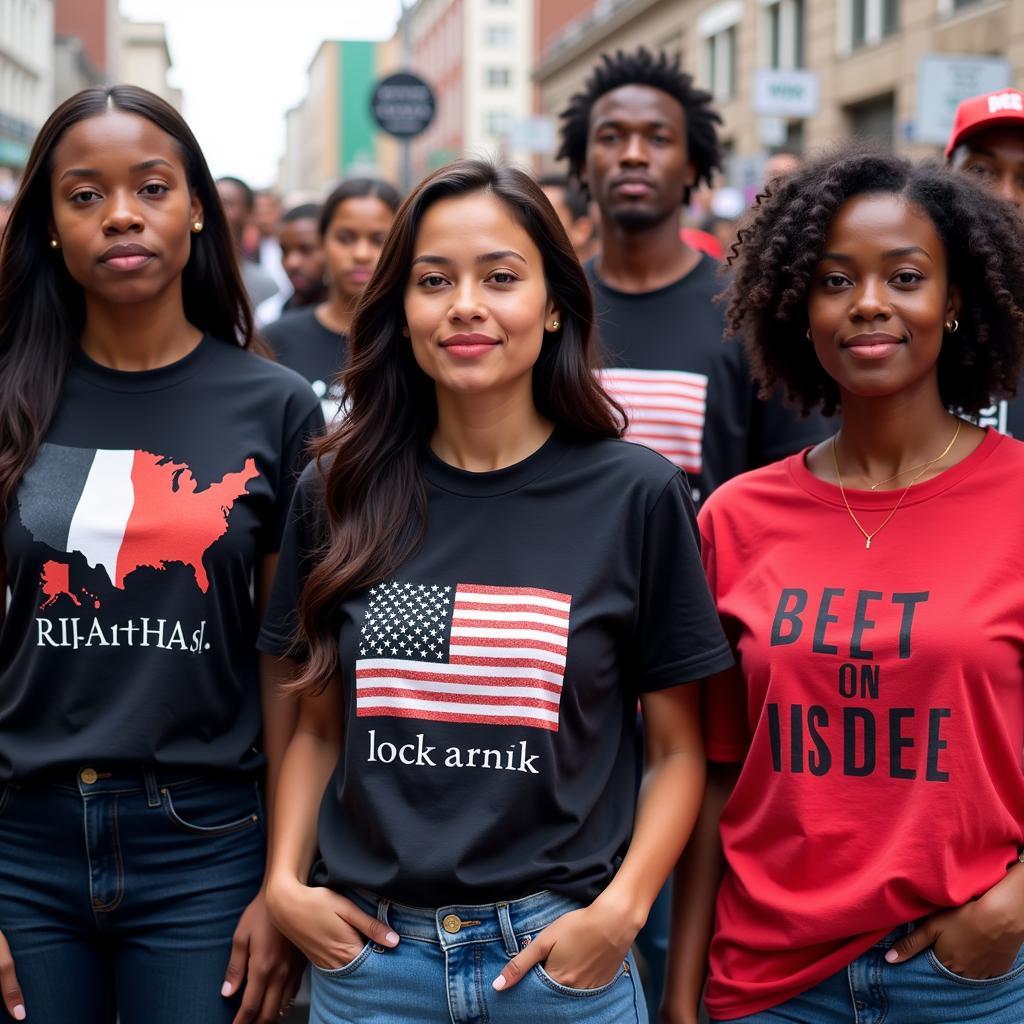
left=532, top=958, right=628, bottom=997
left=160, top=779, right=262, bottom=837
left=311, top=941, right=375, bottom=978
left=925, top=946, right=1024, bottom=987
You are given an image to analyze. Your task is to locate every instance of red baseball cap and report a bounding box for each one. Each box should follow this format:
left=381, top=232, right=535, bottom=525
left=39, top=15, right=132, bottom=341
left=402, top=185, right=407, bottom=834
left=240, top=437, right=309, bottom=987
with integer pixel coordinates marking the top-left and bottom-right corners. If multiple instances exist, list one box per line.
left=945, top=88, right=1024, bottom=158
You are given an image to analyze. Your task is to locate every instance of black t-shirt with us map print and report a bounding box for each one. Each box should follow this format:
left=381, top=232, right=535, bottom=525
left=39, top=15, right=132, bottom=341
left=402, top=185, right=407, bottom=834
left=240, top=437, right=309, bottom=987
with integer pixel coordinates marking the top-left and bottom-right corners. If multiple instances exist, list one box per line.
left=0, top=337, right=323, bottom=781
left=258, top=431, right=733, bottom=906
left=587, top=255, right=829, bottom=504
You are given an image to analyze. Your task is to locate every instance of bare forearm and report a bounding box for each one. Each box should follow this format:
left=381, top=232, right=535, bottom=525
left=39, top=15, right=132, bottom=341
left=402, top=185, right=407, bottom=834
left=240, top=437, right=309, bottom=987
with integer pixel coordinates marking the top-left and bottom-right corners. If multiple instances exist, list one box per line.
left=662, top=761, right=739, bottom=1016
left=259, top=653, right=300, bottom=843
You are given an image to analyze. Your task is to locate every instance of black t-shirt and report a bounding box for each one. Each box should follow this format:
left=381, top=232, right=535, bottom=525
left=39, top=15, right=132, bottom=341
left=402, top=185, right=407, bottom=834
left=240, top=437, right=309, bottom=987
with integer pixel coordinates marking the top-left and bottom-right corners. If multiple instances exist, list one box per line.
left=979, top=394, right=1024, bottom=439
left=258, top=432, right=733, bottom=905
left=262, top=308, right=346, bottom=421
left=0, top=337, right=324, bottom=781
left=587, top=255, right=828, bottom=503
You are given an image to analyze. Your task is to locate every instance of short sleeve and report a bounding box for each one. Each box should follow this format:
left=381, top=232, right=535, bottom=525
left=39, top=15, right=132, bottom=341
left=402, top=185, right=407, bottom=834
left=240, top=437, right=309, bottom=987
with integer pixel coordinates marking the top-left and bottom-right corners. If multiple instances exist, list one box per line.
left=268, top=399, right=325, bottom=552
left=699, top=509, right=751, bottom=763
left=258, top=462, right=325, bottom=657
left=632, top=472, right=734, bottom=691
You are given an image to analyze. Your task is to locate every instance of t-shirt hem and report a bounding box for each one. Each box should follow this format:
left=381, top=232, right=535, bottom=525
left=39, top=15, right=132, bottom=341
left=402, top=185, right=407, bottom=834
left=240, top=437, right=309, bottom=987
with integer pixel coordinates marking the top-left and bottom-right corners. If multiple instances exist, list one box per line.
left=705, top=740, right=747, bottom=764
left=640, top=644, right=735, bottom=691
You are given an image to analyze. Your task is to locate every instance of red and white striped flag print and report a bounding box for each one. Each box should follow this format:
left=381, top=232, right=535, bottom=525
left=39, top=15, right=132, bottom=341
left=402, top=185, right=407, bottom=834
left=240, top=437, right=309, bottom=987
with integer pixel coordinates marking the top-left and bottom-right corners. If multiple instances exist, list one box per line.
left=355, top=582, right=572, bottom=732
left=599, top=368, right=709, bottom=473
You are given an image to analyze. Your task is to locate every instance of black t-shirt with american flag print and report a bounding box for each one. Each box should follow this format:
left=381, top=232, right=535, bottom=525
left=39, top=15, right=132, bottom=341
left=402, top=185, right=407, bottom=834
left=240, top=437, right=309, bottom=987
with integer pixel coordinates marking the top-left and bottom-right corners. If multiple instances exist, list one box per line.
left=587, top=254, right=828, bottom=504
left=258, top=431, right=733, bottom=906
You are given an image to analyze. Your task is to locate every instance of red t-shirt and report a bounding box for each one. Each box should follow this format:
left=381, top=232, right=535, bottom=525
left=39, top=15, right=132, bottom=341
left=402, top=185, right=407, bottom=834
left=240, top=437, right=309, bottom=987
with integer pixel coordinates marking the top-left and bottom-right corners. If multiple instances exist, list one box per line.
left=698, top=429, right=1024, bottom=1020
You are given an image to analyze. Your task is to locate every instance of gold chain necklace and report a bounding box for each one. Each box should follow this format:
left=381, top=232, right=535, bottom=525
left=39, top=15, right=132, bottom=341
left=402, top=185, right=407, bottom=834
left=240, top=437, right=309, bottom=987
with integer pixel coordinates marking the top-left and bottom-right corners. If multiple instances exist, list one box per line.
left=831, top=419, right=961, bottom=550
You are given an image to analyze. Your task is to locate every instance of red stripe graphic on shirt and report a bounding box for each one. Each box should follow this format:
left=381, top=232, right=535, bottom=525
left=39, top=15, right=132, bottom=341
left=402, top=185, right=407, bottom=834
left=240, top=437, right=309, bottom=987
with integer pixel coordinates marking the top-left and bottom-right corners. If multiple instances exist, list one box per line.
left=355, top=582, right=572, bottom=731
left=599, top=368, right=709, bottom=473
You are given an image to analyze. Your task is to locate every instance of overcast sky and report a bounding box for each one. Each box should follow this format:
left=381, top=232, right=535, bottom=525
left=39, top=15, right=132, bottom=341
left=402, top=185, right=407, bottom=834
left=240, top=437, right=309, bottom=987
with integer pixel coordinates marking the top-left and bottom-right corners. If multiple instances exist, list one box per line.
left=120, top=0, right=403, bottom=187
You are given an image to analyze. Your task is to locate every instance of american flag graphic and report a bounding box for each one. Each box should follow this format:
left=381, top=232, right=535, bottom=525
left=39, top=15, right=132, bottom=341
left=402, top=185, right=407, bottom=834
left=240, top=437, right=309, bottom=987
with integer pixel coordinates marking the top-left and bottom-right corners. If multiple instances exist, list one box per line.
left=355, top=582, right=572, bottom=732
left=599, top=368, right=709, bottom=474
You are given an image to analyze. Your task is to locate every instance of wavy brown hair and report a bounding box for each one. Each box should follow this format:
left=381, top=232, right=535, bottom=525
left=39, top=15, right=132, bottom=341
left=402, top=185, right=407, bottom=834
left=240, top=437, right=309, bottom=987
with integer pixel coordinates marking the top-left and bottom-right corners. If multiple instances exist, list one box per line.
left=723, top=145, right=1024, bottom=416
left=0, top=85, right=257, bottom=522
left=292, top=159, right=624, bottom=695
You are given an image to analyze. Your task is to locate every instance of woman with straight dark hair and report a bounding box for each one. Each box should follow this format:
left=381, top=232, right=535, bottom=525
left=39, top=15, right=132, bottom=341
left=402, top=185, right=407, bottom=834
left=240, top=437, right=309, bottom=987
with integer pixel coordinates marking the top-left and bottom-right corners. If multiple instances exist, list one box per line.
left=0, top=86, right=322, bottom=1023
left=259, top=159, right=733, bottom=1023
left=263, top=177, right=402, bottom=420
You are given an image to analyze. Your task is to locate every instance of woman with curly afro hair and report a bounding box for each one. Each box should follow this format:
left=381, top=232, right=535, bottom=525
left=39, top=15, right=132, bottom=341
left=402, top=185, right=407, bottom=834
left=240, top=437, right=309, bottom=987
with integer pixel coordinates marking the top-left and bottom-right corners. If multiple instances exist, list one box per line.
left=660, top=147, right=1024, bottom=1024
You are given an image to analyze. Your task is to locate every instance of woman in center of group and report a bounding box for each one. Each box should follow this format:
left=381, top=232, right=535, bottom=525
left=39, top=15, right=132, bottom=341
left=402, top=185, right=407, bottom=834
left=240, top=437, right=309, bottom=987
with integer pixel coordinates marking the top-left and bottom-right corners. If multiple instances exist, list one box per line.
left=258, top=159, right=734, bottom=1023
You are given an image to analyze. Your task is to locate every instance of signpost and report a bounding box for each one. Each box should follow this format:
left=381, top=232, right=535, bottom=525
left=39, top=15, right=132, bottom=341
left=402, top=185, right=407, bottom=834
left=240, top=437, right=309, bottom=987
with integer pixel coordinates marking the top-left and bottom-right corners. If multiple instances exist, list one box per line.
left=370, top=70, right=436, bottom=192
left=752, top=69, right=820, bottom=119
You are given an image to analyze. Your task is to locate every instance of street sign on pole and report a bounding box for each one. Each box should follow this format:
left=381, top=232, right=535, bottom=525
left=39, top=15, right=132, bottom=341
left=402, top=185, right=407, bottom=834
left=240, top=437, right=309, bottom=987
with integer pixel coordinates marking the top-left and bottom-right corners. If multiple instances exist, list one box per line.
left=915, top=54, right=1013, bottom=145
left=370, top=72, right=436, bottom=139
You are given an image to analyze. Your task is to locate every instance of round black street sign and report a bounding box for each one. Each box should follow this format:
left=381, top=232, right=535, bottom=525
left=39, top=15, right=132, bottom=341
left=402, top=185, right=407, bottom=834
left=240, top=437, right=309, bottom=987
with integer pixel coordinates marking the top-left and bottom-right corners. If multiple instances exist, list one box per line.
left=370, top=72, right=436, bottom=139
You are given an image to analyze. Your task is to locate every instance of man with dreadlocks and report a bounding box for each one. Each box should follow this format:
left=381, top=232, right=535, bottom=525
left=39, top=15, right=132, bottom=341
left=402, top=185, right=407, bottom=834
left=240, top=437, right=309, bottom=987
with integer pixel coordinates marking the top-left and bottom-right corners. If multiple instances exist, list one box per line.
left=559, top=47, right=825, bottom=506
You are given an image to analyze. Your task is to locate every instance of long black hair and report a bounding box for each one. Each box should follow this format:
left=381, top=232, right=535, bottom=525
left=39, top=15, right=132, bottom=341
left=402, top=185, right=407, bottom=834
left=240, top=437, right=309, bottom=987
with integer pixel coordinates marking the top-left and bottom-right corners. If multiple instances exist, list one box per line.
left=293, top=159, right=624, bottom=694
left=0, top=84, right=255, bottom=521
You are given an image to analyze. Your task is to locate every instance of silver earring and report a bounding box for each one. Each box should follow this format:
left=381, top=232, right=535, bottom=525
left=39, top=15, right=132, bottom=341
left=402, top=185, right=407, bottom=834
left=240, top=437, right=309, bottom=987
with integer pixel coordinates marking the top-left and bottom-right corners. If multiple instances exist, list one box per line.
left=805, top=328, right=812, bottom=341
left=946, top=319, right=959, bottom=333
left=49, top=238, right=59, bottom=249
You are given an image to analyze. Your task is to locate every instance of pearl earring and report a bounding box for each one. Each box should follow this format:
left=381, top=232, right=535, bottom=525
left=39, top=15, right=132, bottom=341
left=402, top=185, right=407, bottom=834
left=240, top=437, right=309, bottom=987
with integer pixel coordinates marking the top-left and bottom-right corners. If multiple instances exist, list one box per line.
left=192, top=221, right=203, bottom=233
left=49, top=238, right=59, bottom=249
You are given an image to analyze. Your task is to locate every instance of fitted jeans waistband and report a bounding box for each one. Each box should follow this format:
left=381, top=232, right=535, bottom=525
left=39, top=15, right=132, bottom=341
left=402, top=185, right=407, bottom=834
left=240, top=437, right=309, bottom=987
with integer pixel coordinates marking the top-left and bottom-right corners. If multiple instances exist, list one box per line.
left=349, top=887, right=582, bottom=952
left=21, top=765, right=253, bottom=799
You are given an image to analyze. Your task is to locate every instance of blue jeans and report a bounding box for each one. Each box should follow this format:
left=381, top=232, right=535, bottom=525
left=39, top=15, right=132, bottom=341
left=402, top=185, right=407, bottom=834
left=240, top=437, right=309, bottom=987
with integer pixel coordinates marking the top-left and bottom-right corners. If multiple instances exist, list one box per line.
left=713, top=925, right=1024, bottom=1023
left=0, top=767, right=266, bottom=1023
left=310, top=888, right=649, bottom=1023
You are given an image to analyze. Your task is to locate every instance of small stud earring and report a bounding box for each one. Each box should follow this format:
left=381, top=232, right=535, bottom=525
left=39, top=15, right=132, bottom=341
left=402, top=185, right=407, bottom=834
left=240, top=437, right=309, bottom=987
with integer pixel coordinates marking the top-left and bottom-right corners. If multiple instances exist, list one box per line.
left=550, top=320, right=560, bottom=331
left=49, top=238, right=59, bottom=249
left=192, top=221, right=203, bottom=233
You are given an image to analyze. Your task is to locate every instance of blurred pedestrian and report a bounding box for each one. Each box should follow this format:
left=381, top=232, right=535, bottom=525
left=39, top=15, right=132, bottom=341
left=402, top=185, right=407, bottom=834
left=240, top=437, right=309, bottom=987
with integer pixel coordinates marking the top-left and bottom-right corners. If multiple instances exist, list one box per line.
left=216, top=175, right=279, bottom=309
left=262, top=178, right=400, bottom=420
left=0, top=85, right=323, bottom=1024
left=261, top=159, right=733, bottom=1024
left=254, top=188, right=291, bottom=295
left=946, top=87, right=1024, bottom=438
left=277, top=203, right=328, bottom=312
left=665, top=147, right=1024, bottom=1024
left=762, top=148, right=801, bottom=187
left=559, top=47, right=825, bottom=508
left=538, top=173, right=600, bottom=261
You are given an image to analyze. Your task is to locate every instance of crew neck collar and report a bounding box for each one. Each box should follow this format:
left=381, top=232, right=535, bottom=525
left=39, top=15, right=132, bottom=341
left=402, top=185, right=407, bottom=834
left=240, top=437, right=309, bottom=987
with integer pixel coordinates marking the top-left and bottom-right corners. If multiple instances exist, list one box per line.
left=421, top=429, right=572, bottom=497
left=586, top=252, right=713, bottom=300
left=72, top=334, right=218, bottom=393
left=789, top=427, right=1003, bottom=510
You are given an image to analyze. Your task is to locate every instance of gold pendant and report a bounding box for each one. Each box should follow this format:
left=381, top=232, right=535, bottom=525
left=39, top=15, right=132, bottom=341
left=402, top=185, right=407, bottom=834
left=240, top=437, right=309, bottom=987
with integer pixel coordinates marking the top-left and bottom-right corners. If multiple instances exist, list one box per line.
left=865, top=537, right=871, bottom=549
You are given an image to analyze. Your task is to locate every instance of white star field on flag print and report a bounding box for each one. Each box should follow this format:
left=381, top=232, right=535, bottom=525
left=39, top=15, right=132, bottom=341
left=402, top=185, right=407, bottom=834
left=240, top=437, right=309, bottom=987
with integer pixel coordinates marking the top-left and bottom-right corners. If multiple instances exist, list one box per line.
left=355, top=581, right=572, bottom=731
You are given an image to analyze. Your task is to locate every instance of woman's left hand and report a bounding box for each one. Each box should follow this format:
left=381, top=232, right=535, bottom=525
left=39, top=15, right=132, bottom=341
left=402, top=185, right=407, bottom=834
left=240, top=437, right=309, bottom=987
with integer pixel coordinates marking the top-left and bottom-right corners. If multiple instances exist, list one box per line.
left=223, top=889, right=305, bottom=1023
left=885, top=868, right=1024, bottom=980
left=491, top=897, right=640, bottom=993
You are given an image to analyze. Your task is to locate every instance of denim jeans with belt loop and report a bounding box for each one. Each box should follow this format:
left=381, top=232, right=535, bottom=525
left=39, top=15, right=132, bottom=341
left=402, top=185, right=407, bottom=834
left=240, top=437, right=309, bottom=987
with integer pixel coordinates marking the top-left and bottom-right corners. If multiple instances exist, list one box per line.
left=310, top=888, right=649, bottom=1023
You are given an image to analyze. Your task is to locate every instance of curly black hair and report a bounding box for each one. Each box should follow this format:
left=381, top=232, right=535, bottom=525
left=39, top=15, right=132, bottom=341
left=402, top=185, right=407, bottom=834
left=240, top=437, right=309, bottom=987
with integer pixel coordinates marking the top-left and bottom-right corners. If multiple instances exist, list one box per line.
left=723, top=145, right=1024, bottom=416
left=558, top=47, right=723, bottom=205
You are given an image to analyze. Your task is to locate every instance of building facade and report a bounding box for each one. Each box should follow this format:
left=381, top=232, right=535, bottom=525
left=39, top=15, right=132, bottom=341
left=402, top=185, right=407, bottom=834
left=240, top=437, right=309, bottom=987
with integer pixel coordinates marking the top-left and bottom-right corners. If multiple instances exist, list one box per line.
left=535, top=0, right=1024, bottom=187
left=278, top=39, right=380, bottom=197
left=0, top=0, right=53, bottom=171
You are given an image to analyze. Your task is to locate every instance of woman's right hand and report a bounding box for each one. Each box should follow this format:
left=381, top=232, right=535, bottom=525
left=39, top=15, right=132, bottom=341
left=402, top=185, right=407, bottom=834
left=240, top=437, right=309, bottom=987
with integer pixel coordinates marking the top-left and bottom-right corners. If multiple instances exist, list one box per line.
left=0, top=931, right=25, bottom=1020
left=265, top=876, right=399, bottom=970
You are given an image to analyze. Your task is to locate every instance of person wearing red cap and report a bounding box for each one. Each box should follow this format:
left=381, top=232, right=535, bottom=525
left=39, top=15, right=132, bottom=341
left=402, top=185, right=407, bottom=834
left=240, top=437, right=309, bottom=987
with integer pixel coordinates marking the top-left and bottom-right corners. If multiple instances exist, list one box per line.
left=946, top=89, right=1024, bottom=210
left=947, top=88, right=1024, bottom=439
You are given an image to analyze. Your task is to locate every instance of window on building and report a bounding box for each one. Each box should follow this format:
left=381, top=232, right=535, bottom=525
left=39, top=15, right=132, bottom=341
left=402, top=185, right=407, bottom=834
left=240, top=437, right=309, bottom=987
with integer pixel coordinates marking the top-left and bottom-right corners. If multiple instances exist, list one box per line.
left=764, top=0, right=806, bottom=69
left=485, top=24, right=514, bottom=47
left=846, top=92, right=895, bottom=146
left=848, top=0, right=898, bottom=51
left=704, top=27, right=737, bottom=100
left=486, top=67, right=512, bottom=87
left=484, top=110, right=514, bottom=138
left=699, top=3, right=741, bottom=101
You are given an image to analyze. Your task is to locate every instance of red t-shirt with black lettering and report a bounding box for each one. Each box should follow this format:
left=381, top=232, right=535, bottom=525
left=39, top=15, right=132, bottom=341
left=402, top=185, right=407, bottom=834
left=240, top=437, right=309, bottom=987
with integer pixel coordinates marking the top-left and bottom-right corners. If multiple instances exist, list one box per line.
left=698, top=428, right=1024, bottom=1020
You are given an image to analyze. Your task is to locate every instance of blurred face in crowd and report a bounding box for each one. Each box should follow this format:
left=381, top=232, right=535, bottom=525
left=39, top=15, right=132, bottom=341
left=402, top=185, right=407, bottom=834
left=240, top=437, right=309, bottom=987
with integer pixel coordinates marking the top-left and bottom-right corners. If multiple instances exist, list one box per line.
left=582, top=83, right=695, bottom=230
left=951, top=127, right=1024, bottom=210
left=324, top=195, right=395, bottom=300
left=540, top=183, right=596, bottom=259
left=253, top=191, right=282, bottom=238
left=404, top=192, right=557, bottom=400
left=216, top=179, right=249, bottom=241
left=49, top=109, right=201, bottom=307
left=764, top=152, right=801, bottom=184
left=807, top=193, right=957, bottom=404
left=279, top=214, right=324, bottom=300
